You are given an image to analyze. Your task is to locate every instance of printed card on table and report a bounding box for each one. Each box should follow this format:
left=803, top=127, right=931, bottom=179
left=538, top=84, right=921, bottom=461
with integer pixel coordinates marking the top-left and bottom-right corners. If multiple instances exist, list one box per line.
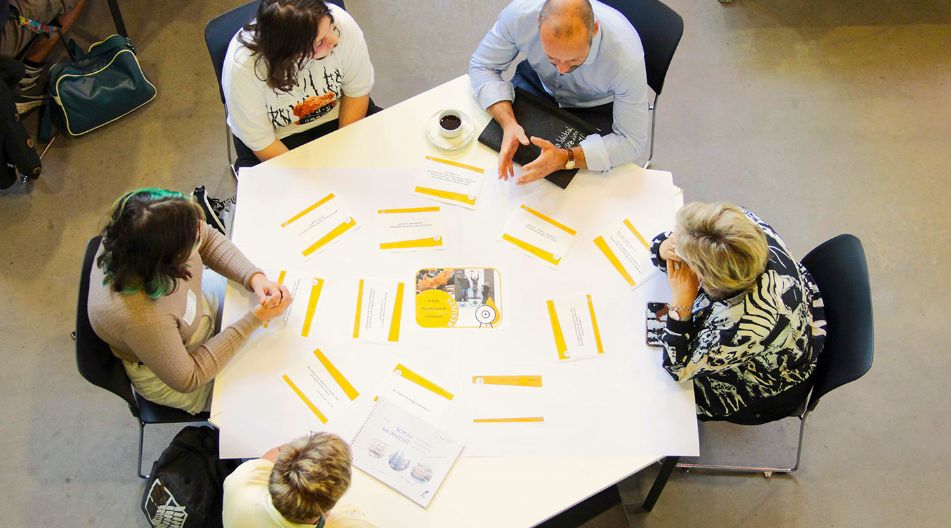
left=499, top=204, right=577, bottom=268
left=546, top=293, right=605, bottom=362
left=414, top=156, right=485, bottom=209
left=375, top=206, right=446, bottom=252
left=593, top=218, right=655, bottom=288
left=281, top=348, right=362, bottom=425
left=353, top=278, right=406, bottom=344
left=415, top=268, right=503, bottom=329
left=372, top=362, right=456, bottom=421
left=259, top=267, right=325, bottom=338
left=468, top=373, right=545, bottom=425
left=280, top=192, right=359, bottom=258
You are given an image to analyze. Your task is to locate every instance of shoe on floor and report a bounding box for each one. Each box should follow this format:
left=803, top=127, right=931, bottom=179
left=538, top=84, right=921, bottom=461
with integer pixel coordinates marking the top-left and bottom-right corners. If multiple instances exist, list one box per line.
left=15, top=63, right=49, bottom=115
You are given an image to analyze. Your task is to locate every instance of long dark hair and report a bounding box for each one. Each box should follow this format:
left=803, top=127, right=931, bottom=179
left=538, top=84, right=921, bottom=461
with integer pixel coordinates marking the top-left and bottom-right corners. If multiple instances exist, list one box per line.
left=239, top=0, right=334, bottom=92
left=97, top=188, right=205, bottom=299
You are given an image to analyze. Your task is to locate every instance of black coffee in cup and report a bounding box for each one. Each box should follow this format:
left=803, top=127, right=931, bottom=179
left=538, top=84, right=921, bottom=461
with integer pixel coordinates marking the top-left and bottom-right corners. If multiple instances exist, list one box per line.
left=439, top=114, right=462, bottom=131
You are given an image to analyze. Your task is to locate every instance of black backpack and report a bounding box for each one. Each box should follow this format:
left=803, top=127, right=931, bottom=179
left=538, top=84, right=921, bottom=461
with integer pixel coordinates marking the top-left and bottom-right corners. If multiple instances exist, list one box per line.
left=141, top=426, right=241, bottom=528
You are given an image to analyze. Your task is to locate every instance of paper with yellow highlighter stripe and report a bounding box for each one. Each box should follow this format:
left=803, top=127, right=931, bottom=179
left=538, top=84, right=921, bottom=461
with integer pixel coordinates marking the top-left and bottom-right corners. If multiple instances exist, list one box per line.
left=279, top=192, right=359, bottom=258
left=282, top=348, right=362, bottom=425
left=375, top=206, right=447, bottom=253
left=352, top=278, right=406, bottom=344
left=468, top=373, right=546, bottom=425
left=546, top=293, right=606, bottom=361
left=414, top=156, right=485, bottom=209
left=593, top=217, right=656, bottom=289
left=373, top=362, right=456, bottom=421
left=256, top=267, right=325, bottom=338
left=499, top=204, right=577, bottom=269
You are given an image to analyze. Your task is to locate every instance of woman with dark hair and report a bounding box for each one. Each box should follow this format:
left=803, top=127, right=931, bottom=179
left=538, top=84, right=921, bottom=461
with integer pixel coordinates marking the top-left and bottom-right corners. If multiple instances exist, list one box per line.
left=88, top=188, right=292, bottom=414
left=222, top=0, right=376, bottom=168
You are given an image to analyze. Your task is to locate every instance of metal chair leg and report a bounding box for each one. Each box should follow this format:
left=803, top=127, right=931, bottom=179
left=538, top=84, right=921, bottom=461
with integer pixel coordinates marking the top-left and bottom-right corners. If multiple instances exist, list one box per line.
left=137, top=420, right=148, bottom=479
left=642, top=95, right=659, bottom=170
left=676, top=412, right=809, bottom=478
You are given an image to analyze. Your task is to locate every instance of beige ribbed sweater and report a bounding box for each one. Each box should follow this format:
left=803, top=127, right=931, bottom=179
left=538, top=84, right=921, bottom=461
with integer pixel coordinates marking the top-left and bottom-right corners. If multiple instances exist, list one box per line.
left=88, top=223, right=262, bottom=393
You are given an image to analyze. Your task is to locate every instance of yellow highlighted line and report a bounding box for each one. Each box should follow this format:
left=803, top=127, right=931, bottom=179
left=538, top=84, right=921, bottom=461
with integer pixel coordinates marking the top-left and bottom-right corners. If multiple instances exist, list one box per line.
left=473, top=417, right=544, bottom=423
left=282, top=193, right=335, bottom=227
left=377, top=206, right=440, bottom=214
left=313, top=348, right=359, bottom=400
left=301, top=278, right=324, bottom=338
left=425, top=155, right=484, bottom=174
left=264, top=270, right=288, bottom=329
left=415, top=186, right=476, bottom=206
left=394, top=363, right=454, bottom=400
left=623, top=219, right=651, bottom=250
left=594, top=236, right=636, bottom=287
left=472, top=375, right=543, bottom=387
left=547, top=300, right=568, bottom=360
left=352, top=279, right=364, bottom=339
left=380, top=237, right=443, bottom=250
left=502, top=234, right=561, bottom=266
left=282, top=374, right=328, bottom=423
left=520, top=204, right=577, bottom=236
left=302, top=218, right=356, bottom=257
left=587, top=294, right=604, bottom=355
left=387, top=282, right=405, bottom=342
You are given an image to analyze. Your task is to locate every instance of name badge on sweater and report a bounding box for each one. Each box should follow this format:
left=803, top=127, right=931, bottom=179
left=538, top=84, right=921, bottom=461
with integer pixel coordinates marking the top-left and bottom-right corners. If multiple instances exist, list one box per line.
left=184, top=289, right=197, bottom=326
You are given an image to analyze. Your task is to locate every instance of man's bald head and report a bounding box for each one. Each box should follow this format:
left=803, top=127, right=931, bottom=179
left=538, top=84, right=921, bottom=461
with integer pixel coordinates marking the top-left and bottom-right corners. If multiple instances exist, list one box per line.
left=538, top=0, right=595, bottom=42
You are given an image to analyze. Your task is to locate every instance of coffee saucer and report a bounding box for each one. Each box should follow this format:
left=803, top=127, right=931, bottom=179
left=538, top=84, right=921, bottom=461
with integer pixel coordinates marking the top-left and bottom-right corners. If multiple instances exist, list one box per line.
left=425, top=110, right=475, bottom=151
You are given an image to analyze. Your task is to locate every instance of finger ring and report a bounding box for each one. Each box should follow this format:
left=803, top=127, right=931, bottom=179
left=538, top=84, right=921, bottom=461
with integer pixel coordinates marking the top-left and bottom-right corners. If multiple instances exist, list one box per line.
left=673, top=263, right=681, bottom=270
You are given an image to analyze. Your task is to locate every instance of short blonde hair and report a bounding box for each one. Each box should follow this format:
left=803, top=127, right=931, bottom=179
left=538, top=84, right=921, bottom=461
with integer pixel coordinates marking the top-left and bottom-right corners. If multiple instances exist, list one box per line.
left=269, top=433, right=352, bottom=523
left=674, top=202, right=768, bottom=299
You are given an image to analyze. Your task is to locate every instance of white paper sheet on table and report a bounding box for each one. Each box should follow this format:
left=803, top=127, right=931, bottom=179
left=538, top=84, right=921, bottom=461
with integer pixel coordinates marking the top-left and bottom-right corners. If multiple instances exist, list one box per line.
left=592, top=216, right=657, bottom=289
left=414, top=156, right=486, bottom=209
left=544, top=293, right=605, bottom=362
left=352, top=278, right=406, bottom=344
left=252, top=267, right=325, bottom=338
left=279, top=191, right=360, bottom=258
left=375, top=206, right=447, bottom=252
left=499, top=203, right=577, bottom=268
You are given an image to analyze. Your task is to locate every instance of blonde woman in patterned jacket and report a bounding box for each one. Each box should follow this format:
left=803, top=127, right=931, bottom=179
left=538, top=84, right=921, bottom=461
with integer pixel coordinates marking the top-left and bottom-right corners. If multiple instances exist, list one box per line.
left=651, top=202, right=827, bottom=424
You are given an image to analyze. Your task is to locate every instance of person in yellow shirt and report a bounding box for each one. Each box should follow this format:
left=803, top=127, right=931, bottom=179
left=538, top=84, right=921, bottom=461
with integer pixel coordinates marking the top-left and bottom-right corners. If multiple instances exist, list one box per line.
left=223, top=432, right=375, bottom=528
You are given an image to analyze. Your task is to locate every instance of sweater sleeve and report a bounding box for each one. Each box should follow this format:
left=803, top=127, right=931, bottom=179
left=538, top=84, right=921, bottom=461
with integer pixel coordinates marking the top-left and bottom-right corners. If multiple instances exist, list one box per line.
left=661, top=312, right=770, bottom=382
left=122, top=311, right=261, bottom=393
left=650, top=231, right=671, bottom=272
left=197, top=223, right=262, bottom=290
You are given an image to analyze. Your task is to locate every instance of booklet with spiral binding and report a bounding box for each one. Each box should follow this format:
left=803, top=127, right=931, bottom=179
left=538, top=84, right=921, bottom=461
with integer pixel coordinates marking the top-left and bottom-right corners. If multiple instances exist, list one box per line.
left=350, top=398, right=463, bottom=508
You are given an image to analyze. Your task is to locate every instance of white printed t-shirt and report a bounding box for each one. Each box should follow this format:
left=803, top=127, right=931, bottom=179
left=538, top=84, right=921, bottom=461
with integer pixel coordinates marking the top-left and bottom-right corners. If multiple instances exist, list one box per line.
left=221, top=4, right=374, bottom=151
left=223, top=459, right=376, bottom=528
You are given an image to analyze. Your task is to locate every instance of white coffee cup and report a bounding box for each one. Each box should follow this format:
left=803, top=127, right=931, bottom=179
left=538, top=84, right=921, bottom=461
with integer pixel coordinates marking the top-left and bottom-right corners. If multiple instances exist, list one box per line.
left=437, top=109, right=464, bottom=138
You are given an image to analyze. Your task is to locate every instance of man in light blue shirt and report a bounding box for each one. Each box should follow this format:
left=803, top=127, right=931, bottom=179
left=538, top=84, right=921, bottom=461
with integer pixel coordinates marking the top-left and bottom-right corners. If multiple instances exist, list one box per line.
left=469, top=0, right=650, bottom=184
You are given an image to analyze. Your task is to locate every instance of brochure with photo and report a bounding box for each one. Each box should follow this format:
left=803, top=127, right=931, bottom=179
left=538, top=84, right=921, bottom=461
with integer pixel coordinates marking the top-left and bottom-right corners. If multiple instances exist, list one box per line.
left=351, top=398, right=463, bottom=508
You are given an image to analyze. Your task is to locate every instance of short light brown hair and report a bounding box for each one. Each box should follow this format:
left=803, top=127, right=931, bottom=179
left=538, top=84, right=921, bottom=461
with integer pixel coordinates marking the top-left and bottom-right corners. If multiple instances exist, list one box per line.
left=674, top=202, right=768, bottom=299
left=269, top=433, right=352, bottom=523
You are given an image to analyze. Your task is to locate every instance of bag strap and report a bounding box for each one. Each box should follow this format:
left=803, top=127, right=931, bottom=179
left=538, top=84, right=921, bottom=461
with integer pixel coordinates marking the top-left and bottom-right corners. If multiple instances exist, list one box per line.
left=38, top=97, right=55, bottom=144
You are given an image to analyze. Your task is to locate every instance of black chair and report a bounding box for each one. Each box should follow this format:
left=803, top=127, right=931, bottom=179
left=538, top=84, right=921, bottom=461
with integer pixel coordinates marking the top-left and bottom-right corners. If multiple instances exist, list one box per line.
left=676, top=234, right=875, bottom=477
left=75, top=236, right=210, bottom=479
left=204, top=0, right=346, bottom=177
left=600, top=0, right=684, bottom=168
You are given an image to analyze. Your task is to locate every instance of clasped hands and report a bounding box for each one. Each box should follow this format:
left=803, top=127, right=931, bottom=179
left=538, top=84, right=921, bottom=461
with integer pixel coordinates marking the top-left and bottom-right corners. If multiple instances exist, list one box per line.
left=497, top=122, right=569, bottom=185
left=249, top=272, right=293, bottom=322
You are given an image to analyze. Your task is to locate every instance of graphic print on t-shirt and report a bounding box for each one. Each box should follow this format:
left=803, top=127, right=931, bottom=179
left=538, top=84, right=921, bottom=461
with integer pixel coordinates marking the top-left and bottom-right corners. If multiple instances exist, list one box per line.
left=266, top=63, right=343, bottom=130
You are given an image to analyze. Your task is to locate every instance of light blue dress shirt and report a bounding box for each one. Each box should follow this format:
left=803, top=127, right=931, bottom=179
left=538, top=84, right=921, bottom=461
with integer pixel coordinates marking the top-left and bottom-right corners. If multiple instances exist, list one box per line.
left=469, top=0, right=650, bottom=171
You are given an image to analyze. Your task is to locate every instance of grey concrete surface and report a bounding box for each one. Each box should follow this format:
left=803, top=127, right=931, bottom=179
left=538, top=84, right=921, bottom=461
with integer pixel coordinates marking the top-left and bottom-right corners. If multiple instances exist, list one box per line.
left=0, top=0, right=948, bottom=526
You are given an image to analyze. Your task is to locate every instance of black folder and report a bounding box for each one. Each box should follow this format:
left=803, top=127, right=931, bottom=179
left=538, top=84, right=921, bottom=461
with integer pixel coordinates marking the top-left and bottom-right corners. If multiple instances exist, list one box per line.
left=478, top=88, right=599, bottom=189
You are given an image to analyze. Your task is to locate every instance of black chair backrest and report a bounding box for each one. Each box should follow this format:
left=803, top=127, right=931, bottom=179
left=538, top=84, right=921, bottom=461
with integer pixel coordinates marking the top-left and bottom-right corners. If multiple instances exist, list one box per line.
left=76, top=236, right=140, bottom=416
left=205, top=0, right=347, bottom=104
left=801, top=234, right=874, bottom=411
left=599, top=0, right=684, bottom=95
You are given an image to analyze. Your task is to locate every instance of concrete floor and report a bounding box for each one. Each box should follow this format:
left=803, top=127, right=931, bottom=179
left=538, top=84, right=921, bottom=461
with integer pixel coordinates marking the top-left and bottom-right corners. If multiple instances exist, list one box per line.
left=1, top=0, right=948, bottom=526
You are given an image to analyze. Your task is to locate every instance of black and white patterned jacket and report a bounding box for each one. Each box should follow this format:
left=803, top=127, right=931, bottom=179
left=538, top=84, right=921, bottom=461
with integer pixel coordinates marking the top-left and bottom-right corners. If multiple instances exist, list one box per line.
left=650, top=210, right=827, bottom=419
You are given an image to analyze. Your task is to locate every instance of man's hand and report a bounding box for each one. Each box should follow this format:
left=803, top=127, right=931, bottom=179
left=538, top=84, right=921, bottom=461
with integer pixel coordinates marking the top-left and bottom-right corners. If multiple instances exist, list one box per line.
left=499, top=122, right=529, bottom=180
left=517, top=137, right=569, bottom=185
left=249, top=272, right=292, bottom=309
left=667, top=259, right=700, bottom=314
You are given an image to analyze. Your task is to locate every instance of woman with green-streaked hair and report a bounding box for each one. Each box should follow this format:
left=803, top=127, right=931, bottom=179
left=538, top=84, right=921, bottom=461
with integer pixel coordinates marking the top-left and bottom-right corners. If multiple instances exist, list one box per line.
left=88, top=188, right=293, bottom=414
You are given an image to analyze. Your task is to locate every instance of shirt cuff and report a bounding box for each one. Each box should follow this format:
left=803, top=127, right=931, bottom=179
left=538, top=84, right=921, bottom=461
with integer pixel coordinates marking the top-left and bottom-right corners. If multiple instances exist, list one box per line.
left=579, top=134, right=611, bottom=172
left=475, top=80, right=515, bottom=110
